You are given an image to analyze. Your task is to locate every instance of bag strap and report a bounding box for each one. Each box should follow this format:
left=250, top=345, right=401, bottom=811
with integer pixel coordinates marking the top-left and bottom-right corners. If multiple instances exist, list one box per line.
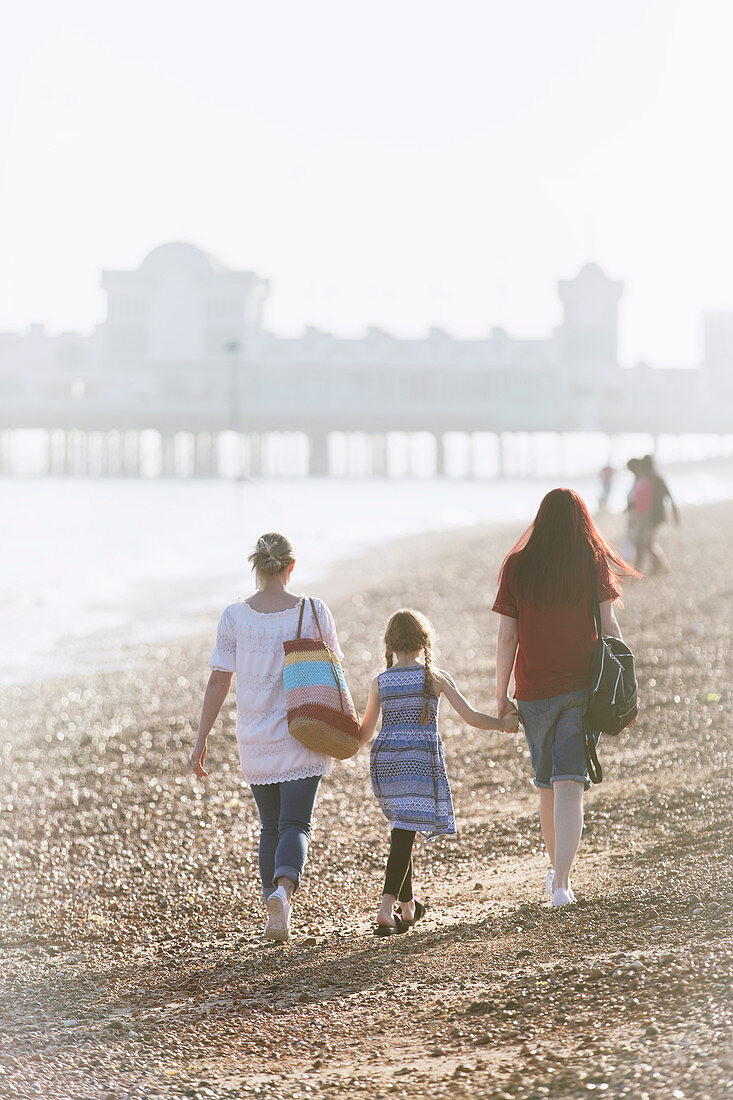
left=592, top=583, right=603, bottom=640
left=585, top=578, right=604, bottom=784
left=296, top=597, right=306, bottom=639
left=584, top=729, right=603, bottom=784
left=307, top=597, right=347, bottom=717
left=308, top=597, right=327, bottom=647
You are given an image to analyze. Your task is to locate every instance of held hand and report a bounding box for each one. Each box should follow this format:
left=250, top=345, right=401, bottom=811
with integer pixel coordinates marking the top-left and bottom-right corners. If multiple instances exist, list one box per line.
left=496, top=695, right=518, bottom=721
left=190, top=737, right=208, bottom=778
left=500, top=712, right=521, bottom=733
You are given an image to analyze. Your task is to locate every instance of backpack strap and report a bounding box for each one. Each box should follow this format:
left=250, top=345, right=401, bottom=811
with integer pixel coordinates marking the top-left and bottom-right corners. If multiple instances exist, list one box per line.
left=584, top=729, right=603, bottom=784
left=592, top=584, right=603, bottom=640
left=585, top=580, right=604, bottom=784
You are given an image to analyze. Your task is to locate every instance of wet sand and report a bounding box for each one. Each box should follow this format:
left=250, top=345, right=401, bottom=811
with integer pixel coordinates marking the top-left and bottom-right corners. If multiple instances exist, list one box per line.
left=1, top=502, right=732, bottom=1099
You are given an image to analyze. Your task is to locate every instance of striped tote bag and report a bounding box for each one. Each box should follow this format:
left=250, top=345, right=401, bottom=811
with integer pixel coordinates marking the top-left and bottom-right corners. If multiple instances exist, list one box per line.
left=283, top=598, right=360, bottom=760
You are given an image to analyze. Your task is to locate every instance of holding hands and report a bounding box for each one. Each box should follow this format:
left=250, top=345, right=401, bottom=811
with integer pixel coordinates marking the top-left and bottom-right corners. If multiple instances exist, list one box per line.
left=432, top=671, right=522, bottom=734
left=497, top=694, right=521, bottom=734
left=499, top=710, right=521, bottom=733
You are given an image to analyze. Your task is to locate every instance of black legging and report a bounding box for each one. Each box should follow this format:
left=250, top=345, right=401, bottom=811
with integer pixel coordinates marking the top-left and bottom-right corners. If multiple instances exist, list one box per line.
left=383, top=828, right=415, bottom=901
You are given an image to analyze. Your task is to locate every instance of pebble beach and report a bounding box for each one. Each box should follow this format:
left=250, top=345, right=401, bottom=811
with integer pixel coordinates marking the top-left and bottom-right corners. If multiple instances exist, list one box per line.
left=1, top=501, right=732, bottom=1100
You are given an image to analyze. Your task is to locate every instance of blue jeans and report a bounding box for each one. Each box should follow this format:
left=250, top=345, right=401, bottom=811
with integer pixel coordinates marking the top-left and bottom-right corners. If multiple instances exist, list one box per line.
left=250, top=776, right=321, bottom=898
left=517, top=689, right=595, bottom=791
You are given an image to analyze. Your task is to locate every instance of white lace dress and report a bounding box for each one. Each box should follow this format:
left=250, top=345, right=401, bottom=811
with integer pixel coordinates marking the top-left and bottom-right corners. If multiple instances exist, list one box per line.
left=209, top=597, right=343, bottom=786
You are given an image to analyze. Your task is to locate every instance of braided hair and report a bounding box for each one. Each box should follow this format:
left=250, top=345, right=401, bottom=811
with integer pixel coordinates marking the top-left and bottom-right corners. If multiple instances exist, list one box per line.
left=383, top=609, right=436, bottom=725
left=421, top=637, right=433, bottom=724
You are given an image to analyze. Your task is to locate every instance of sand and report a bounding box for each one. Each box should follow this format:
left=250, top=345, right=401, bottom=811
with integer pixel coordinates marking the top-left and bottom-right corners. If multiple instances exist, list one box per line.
left=1, top=501, right=732, bottom=1100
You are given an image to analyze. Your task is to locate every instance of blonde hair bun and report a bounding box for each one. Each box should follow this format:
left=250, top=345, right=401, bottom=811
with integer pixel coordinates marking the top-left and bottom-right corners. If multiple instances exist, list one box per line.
left=248, top=532, right=295, bottom=584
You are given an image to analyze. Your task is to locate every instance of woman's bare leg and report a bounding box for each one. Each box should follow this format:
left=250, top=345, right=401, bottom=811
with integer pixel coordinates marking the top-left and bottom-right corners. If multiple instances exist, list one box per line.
left=539, top=787, right=556, bottom=866
left=552, top=780, right=584, bottom=891
left=648, top=539, right=670, bottom=575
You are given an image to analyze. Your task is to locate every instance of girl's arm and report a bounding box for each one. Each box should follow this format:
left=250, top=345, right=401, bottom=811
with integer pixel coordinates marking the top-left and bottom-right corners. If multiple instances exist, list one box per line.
left=358, top=676, right=381, bottom=746
left=435, top=670, right=519, bottom=732
left=190, top=670, right=234, bottom=777
left=495, top=614, right=519, bottom=719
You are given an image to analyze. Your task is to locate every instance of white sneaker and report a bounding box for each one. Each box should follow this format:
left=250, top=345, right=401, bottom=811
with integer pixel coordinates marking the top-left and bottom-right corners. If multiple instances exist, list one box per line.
left=546, top=869, right=575, bottom=902
left=265, top=886, right=291, bottom=942
left=551, top=886, right=575, bottom=907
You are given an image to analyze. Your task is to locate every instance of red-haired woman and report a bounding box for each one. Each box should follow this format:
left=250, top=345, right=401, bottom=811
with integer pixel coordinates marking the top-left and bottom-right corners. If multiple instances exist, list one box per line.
left=493, top=488, right=638, bottom=906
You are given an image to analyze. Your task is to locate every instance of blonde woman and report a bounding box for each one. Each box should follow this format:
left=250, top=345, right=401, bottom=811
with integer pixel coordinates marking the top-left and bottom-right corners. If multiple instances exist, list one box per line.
left=190, top=533, right=343, bottom=943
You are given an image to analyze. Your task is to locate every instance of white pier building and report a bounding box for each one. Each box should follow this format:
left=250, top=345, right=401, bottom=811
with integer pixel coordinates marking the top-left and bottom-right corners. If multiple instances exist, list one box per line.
left=0, top=243, right=730, bottom=477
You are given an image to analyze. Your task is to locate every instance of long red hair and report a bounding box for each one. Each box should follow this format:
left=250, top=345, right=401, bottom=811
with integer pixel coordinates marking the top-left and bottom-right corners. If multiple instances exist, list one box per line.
left=500, top=488, right=638, bottom=607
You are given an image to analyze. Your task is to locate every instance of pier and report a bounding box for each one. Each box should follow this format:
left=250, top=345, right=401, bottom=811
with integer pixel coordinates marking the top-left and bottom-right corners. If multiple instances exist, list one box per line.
left=1, top=243, right=731, bottom=478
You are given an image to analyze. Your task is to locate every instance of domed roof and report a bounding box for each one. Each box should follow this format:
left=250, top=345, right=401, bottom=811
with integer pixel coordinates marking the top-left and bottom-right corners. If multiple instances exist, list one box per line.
left=576, top=262, right=607, bottom=281
left=140, top=242, right=227, bottom=277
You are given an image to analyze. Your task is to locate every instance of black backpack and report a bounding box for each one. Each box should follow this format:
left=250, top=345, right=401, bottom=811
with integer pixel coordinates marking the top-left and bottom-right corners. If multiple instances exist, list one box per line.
left=583, top=589, right=638, bottom=784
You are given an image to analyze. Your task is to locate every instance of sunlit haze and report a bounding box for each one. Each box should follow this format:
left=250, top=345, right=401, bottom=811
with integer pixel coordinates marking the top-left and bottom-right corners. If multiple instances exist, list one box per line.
left=2, top=0, right=733, bottom=364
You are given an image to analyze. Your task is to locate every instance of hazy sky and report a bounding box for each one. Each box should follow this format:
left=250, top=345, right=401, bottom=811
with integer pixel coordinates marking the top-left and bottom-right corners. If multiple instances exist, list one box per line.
left=1, top=0, right=732, bottom=365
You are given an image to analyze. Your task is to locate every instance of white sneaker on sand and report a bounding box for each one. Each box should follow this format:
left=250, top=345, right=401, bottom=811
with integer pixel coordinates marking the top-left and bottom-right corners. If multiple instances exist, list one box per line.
left=265, top=886, right=291, bottom=942
left=551, top=886, right=575, bottom=907
left=546, top=869, right=575, bottom=902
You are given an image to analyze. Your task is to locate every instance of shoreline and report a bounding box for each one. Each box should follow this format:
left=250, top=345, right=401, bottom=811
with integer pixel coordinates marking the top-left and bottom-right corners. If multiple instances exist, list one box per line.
left=2, top=509, right=527, bottom=697
left=5, top=460, right=733, bottom=687
left=2, top=499, right=732, bottom=1099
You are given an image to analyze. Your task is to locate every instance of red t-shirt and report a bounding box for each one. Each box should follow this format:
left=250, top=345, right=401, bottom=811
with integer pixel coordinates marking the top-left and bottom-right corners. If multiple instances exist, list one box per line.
left=631, top=476, right=654, bottom=516
left=492, top=555, right=621, bottom=701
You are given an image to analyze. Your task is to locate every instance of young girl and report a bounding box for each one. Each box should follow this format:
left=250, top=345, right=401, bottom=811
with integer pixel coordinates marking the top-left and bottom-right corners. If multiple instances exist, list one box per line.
left=358, top=609, right=520, bottom=936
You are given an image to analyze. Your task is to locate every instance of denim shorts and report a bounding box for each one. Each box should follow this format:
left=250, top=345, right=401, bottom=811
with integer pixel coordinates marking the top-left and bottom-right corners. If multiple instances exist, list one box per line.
left=517, top=689, right=595, bottom=790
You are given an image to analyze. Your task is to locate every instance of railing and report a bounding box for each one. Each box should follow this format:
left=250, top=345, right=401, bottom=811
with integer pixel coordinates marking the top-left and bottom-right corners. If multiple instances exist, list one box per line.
left=0, top=366, right=724, bottom=433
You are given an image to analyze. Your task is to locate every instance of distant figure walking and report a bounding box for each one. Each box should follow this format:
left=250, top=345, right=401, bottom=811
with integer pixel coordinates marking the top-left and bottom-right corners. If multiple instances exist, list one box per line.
left=358, top=609, right=518, bottom=935
left=598, top=463, right=615, bottom=512
left=190, top=532, right=344, bottom=943
left=636, top=454, right=680, bottom=574
left=493, top=489, right=638, bottom=905
left=624, top=458, right=653, bottom=568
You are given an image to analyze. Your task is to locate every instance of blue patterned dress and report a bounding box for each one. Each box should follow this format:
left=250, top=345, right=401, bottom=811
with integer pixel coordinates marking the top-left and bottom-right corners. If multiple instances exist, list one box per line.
left=370, top=666, right=456, bottom=839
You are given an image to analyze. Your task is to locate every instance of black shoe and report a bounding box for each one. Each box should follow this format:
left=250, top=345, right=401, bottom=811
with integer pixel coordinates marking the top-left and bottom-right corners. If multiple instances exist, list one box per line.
left=373, top=913, right=409, bottom=937
left=396, top=900, right=426, bottom=926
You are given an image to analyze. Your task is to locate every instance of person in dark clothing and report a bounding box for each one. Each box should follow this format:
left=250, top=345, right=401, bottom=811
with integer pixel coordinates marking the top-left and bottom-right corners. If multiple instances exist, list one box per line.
left=638, top=455, right=680, bottom=574
left=598, top=463, right=615, bottom=512
left=625, top=457, right=653, bottom=568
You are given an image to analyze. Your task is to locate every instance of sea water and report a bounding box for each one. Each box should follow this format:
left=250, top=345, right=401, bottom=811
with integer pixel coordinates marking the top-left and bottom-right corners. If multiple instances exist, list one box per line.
left=3, top=461, right=733, bottom=684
